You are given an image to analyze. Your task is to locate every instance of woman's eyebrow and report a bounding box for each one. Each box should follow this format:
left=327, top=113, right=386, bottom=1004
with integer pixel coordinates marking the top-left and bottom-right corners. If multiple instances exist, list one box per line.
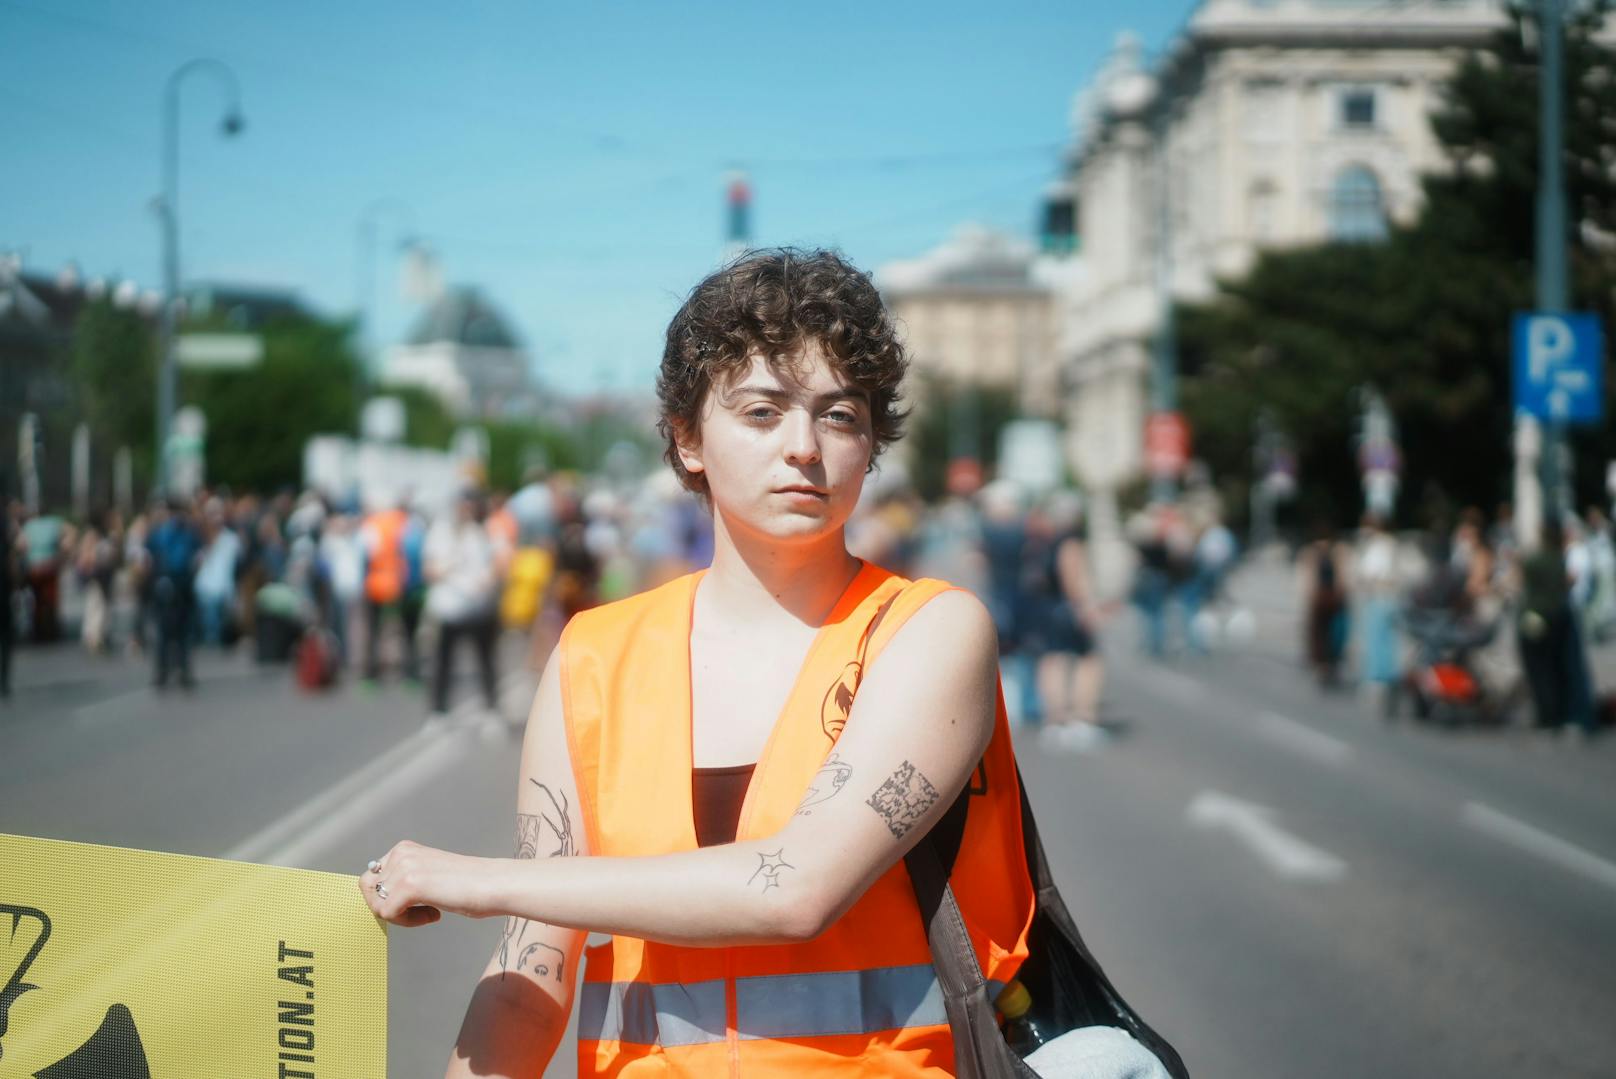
left=728, top=384, right=869, bottom=405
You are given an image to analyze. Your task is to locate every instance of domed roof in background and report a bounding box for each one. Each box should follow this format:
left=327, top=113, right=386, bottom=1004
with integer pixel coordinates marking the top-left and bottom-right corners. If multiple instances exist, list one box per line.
left=404, top=286, right=520, bottom=349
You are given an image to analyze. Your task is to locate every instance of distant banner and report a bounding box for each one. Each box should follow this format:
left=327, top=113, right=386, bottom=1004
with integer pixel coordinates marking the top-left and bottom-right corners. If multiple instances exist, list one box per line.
left=0, top=833, right=385, bottom=1078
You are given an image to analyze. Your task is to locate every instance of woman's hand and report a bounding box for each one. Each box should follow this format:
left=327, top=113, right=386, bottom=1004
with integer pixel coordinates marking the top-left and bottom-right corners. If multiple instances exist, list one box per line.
left=358, top=840, right=495, bottom=928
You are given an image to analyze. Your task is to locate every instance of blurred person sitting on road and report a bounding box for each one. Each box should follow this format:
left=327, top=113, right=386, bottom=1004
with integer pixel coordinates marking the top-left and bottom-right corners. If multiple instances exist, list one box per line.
left=361, top=248, right=1035, bottom=1078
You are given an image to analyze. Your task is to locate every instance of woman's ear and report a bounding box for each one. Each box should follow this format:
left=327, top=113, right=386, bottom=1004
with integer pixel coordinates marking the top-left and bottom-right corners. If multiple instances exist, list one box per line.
left=672, top=419, right=704, bottom=477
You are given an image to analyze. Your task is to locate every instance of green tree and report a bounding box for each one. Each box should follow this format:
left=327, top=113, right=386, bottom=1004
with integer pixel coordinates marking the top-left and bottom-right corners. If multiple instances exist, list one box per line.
left=182, top=314, right=360, bottom=491
left=376, top=382, right=457, bottom=450
left=1178, top=3, right=1616, bottom=528
left=70, top=298, right=158, bottom=485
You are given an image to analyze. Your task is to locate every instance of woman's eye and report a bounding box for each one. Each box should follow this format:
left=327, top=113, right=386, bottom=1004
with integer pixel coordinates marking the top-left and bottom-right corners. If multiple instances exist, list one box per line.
left=825, top=409, right=859, bottom=426
left=745, top=407, right=779, bottom=422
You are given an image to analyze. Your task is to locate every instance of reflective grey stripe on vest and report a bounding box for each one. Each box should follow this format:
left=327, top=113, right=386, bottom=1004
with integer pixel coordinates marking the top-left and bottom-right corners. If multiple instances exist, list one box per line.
left=580, top=967, right=1006, bottom=1047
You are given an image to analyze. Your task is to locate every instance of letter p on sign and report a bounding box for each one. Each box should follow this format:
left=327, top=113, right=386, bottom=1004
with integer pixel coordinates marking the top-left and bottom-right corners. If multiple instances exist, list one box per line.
left=1512, top=312, right=1605, bottom=426
left=1527, top=317, right=1575, bottom=382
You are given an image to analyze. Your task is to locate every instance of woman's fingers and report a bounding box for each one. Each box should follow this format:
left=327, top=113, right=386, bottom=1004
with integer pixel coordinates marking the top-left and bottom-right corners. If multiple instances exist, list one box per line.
left=357, top=840, right=443, bottom=927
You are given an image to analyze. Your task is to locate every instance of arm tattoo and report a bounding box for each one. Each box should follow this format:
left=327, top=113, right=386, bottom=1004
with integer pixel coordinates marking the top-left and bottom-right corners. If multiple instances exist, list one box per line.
left=517, top=941, right=565, bottom=982
left=500, top=779, right=577, bottom=978
left=795, top=753, right=853, bottom=816
left=748, top=849, right=794, bottom=892
left=866, top=761, right=941, bottom=840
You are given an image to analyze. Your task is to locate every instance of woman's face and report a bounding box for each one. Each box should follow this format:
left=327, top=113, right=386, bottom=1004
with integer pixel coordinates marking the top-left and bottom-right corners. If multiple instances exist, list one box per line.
left=678, top=347, right=873, bottom=545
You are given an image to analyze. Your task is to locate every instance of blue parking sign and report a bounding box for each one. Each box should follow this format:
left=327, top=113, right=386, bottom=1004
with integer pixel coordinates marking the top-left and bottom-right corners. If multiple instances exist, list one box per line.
left=1512, top=313, right=1605, bottom=424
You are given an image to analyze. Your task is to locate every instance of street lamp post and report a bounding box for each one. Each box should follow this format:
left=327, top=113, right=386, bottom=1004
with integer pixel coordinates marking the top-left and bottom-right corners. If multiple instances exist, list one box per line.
left=155, top=58, right=244, bottom=495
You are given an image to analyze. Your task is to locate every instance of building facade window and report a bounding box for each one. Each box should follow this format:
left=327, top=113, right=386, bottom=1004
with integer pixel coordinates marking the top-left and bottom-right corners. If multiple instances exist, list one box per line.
left=1244, top=79, right=1283, bottom=142
left=1248, top=180, right=1279, bottom=240
left=1329, top=165, right=1387, bottom=241
left=1339, top=87, right=1376, bottom=129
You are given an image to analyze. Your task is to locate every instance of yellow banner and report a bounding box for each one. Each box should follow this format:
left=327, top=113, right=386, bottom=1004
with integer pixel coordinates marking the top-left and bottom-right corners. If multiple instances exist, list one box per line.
left=0, top=833, right=385, bottom=1078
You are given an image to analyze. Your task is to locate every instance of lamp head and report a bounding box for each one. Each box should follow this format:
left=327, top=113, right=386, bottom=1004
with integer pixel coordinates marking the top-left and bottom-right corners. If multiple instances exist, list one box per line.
left=221, top=110, right=245, bottom=137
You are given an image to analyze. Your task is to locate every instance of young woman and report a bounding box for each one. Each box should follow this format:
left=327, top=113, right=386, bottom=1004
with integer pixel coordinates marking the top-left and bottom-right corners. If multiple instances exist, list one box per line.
left=362, top=249, right=1035, bottom=1077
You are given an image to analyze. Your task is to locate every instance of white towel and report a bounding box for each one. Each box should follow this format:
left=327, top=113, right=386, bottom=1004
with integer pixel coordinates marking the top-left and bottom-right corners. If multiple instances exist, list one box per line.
left=1023, top=1026, right=1172, bottom=1079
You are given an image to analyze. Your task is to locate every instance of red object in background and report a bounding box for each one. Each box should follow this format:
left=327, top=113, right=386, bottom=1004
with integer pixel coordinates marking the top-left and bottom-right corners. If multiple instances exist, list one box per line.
left=946, top=458, right=984, bottom=497
left=1144, top=411, right=1191, bottom=477
left=1422, top=663, right=1479, bottom=703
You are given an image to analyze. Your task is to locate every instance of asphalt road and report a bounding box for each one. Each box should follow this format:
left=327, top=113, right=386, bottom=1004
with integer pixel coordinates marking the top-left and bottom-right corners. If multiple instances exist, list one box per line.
left=4, top=623, right=1613, bottom=1078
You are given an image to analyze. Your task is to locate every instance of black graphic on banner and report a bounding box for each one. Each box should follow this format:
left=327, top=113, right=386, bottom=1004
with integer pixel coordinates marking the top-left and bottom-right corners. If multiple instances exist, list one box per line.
left=1, top=903, right=153, bottom=1077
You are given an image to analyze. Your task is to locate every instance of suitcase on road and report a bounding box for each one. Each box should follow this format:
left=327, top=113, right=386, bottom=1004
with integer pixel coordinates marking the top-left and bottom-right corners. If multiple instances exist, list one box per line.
left=295, top=627, right=340, bottom=691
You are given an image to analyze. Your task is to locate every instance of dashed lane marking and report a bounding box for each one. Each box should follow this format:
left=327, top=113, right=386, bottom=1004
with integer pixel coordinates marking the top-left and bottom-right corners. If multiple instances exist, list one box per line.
left=1187, top=789, right=1347, bottom=882
left=1461, top=801, right=1616, bottom=894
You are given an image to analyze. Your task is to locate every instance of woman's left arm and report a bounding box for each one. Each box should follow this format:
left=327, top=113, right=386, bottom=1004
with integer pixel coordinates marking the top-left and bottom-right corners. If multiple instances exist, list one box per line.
left=362, top=589, right=1000, bottom=947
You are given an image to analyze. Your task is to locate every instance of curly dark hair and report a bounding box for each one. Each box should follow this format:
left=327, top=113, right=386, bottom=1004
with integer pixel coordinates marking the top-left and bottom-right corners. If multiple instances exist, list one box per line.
left=657, top=247, right=909, bottom=497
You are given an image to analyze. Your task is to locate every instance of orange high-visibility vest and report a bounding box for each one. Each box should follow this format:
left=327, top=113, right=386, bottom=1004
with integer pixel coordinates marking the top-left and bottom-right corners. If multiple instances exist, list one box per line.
left=561, top=560, right=1034, bottom=1077
left=363, top=508, right=407, bottom=605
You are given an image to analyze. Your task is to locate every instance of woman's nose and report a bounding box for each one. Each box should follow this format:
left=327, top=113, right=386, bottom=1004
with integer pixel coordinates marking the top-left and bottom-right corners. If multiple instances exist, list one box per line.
left=782, top=410, right=821, bottom=466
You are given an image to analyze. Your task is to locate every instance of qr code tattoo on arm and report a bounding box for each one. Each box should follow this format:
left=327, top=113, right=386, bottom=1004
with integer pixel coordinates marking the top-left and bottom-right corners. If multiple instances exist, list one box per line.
left=865, top=760, right=942, bottom=840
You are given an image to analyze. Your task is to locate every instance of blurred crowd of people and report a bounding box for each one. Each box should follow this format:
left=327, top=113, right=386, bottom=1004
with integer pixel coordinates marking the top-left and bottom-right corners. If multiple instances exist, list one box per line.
left=7, top=464, right=1610, bottom=740
left=1297, top=502, right=1616, bottom=735
left=0, top=467, right=719, bottom=715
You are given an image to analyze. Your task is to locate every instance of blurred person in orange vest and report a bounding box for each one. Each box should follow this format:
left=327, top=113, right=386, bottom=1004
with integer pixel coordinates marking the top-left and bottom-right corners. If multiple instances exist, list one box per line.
left=362, top=249, right=1035, bottom=1077
left=360, top=492, right=425, bottom=684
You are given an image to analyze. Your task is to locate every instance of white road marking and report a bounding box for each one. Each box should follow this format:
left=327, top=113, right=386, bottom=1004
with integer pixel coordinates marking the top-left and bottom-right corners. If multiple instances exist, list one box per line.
left=224, top=673, right=529, bottom=868
left=1461, top=801, right=1616, bottom=893
left=1255, top=711, right=1354, bottom=767
left=1187, top=790, right=1347, bottom=882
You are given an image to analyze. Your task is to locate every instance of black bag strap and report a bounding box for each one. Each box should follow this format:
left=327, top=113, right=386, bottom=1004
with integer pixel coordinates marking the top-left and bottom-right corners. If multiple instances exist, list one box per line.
left=905, top=803, right=1037, bottom=1079
left=907, top=766, right=1192, bottom=1079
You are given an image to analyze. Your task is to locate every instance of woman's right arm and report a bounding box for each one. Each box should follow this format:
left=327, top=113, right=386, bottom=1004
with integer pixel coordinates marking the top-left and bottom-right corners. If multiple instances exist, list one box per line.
left=445, top=647, right=588, bottom=1078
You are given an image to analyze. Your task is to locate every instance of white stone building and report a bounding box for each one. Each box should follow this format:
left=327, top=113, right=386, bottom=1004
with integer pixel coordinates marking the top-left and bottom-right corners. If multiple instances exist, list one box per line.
left=1057, top=0, right=1506, bottom=497
left=381, top=285, right=533, bottom=419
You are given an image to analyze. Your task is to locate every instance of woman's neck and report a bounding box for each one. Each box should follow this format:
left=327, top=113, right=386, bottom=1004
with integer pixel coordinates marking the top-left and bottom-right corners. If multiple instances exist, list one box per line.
left=700, top=509, right=863, bottom=628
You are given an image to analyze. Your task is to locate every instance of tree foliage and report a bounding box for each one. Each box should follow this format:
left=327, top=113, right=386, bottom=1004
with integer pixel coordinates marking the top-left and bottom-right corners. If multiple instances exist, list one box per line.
left=1178, top=3, right=1616, bottom=529
left=182, top=314, right=360, bottom=492
left=70, top=298, right=158, bottom=485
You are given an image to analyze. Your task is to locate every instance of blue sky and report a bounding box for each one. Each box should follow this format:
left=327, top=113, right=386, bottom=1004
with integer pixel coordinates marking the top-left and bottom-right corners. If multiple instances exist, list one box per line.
left=4, top=0, right=1189, bottom=396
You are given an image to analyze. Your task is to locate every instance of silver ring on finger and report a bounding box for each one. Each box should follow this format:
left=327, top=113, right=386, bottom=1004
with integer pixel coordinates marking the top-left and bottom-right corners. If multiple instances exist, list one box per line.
left=375, top=882, right=389, bottom=900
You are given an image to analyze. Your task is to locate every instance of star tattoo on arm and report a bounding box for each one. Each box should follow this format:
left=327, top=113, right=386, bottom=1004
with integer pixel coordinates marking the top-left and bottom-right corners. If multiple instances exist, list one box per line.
left=748, top=849, right=794, bottom=892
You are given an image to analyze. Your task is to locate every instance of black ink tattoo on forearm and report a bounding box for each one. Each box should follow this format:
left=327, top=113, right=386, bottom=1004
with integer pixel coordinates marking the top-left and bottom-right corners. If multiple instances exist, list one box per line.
left=795, top=753, right=853, bottom=816
left=500, top=778, right=578, bottom=977
left=748, top=849, right=794, bottom=892
left=518, top=941, right=565, bottom=982
left=866, top=760, right=941, bottom=840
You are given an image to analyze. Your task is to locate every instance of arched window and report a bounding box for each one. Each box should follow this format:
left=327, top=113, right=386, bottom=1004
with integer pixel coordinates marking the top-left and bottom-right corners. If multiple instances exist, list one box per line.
left=1329, top=165, right=1387, bottom=242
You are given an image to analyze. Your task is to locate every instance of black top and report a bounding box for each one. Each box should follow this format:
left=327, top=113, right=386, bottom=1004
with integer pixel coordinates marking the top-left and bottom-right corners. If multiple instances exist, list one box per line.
left=692, top=763, right=756, bottom=847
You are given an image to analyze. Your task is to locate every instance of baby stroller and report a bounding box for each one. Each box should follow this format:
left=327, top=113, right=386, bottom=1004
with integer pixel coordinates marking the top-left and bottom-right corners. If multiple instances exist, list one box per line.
left=1388, top=607, right=1504, bottom=725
